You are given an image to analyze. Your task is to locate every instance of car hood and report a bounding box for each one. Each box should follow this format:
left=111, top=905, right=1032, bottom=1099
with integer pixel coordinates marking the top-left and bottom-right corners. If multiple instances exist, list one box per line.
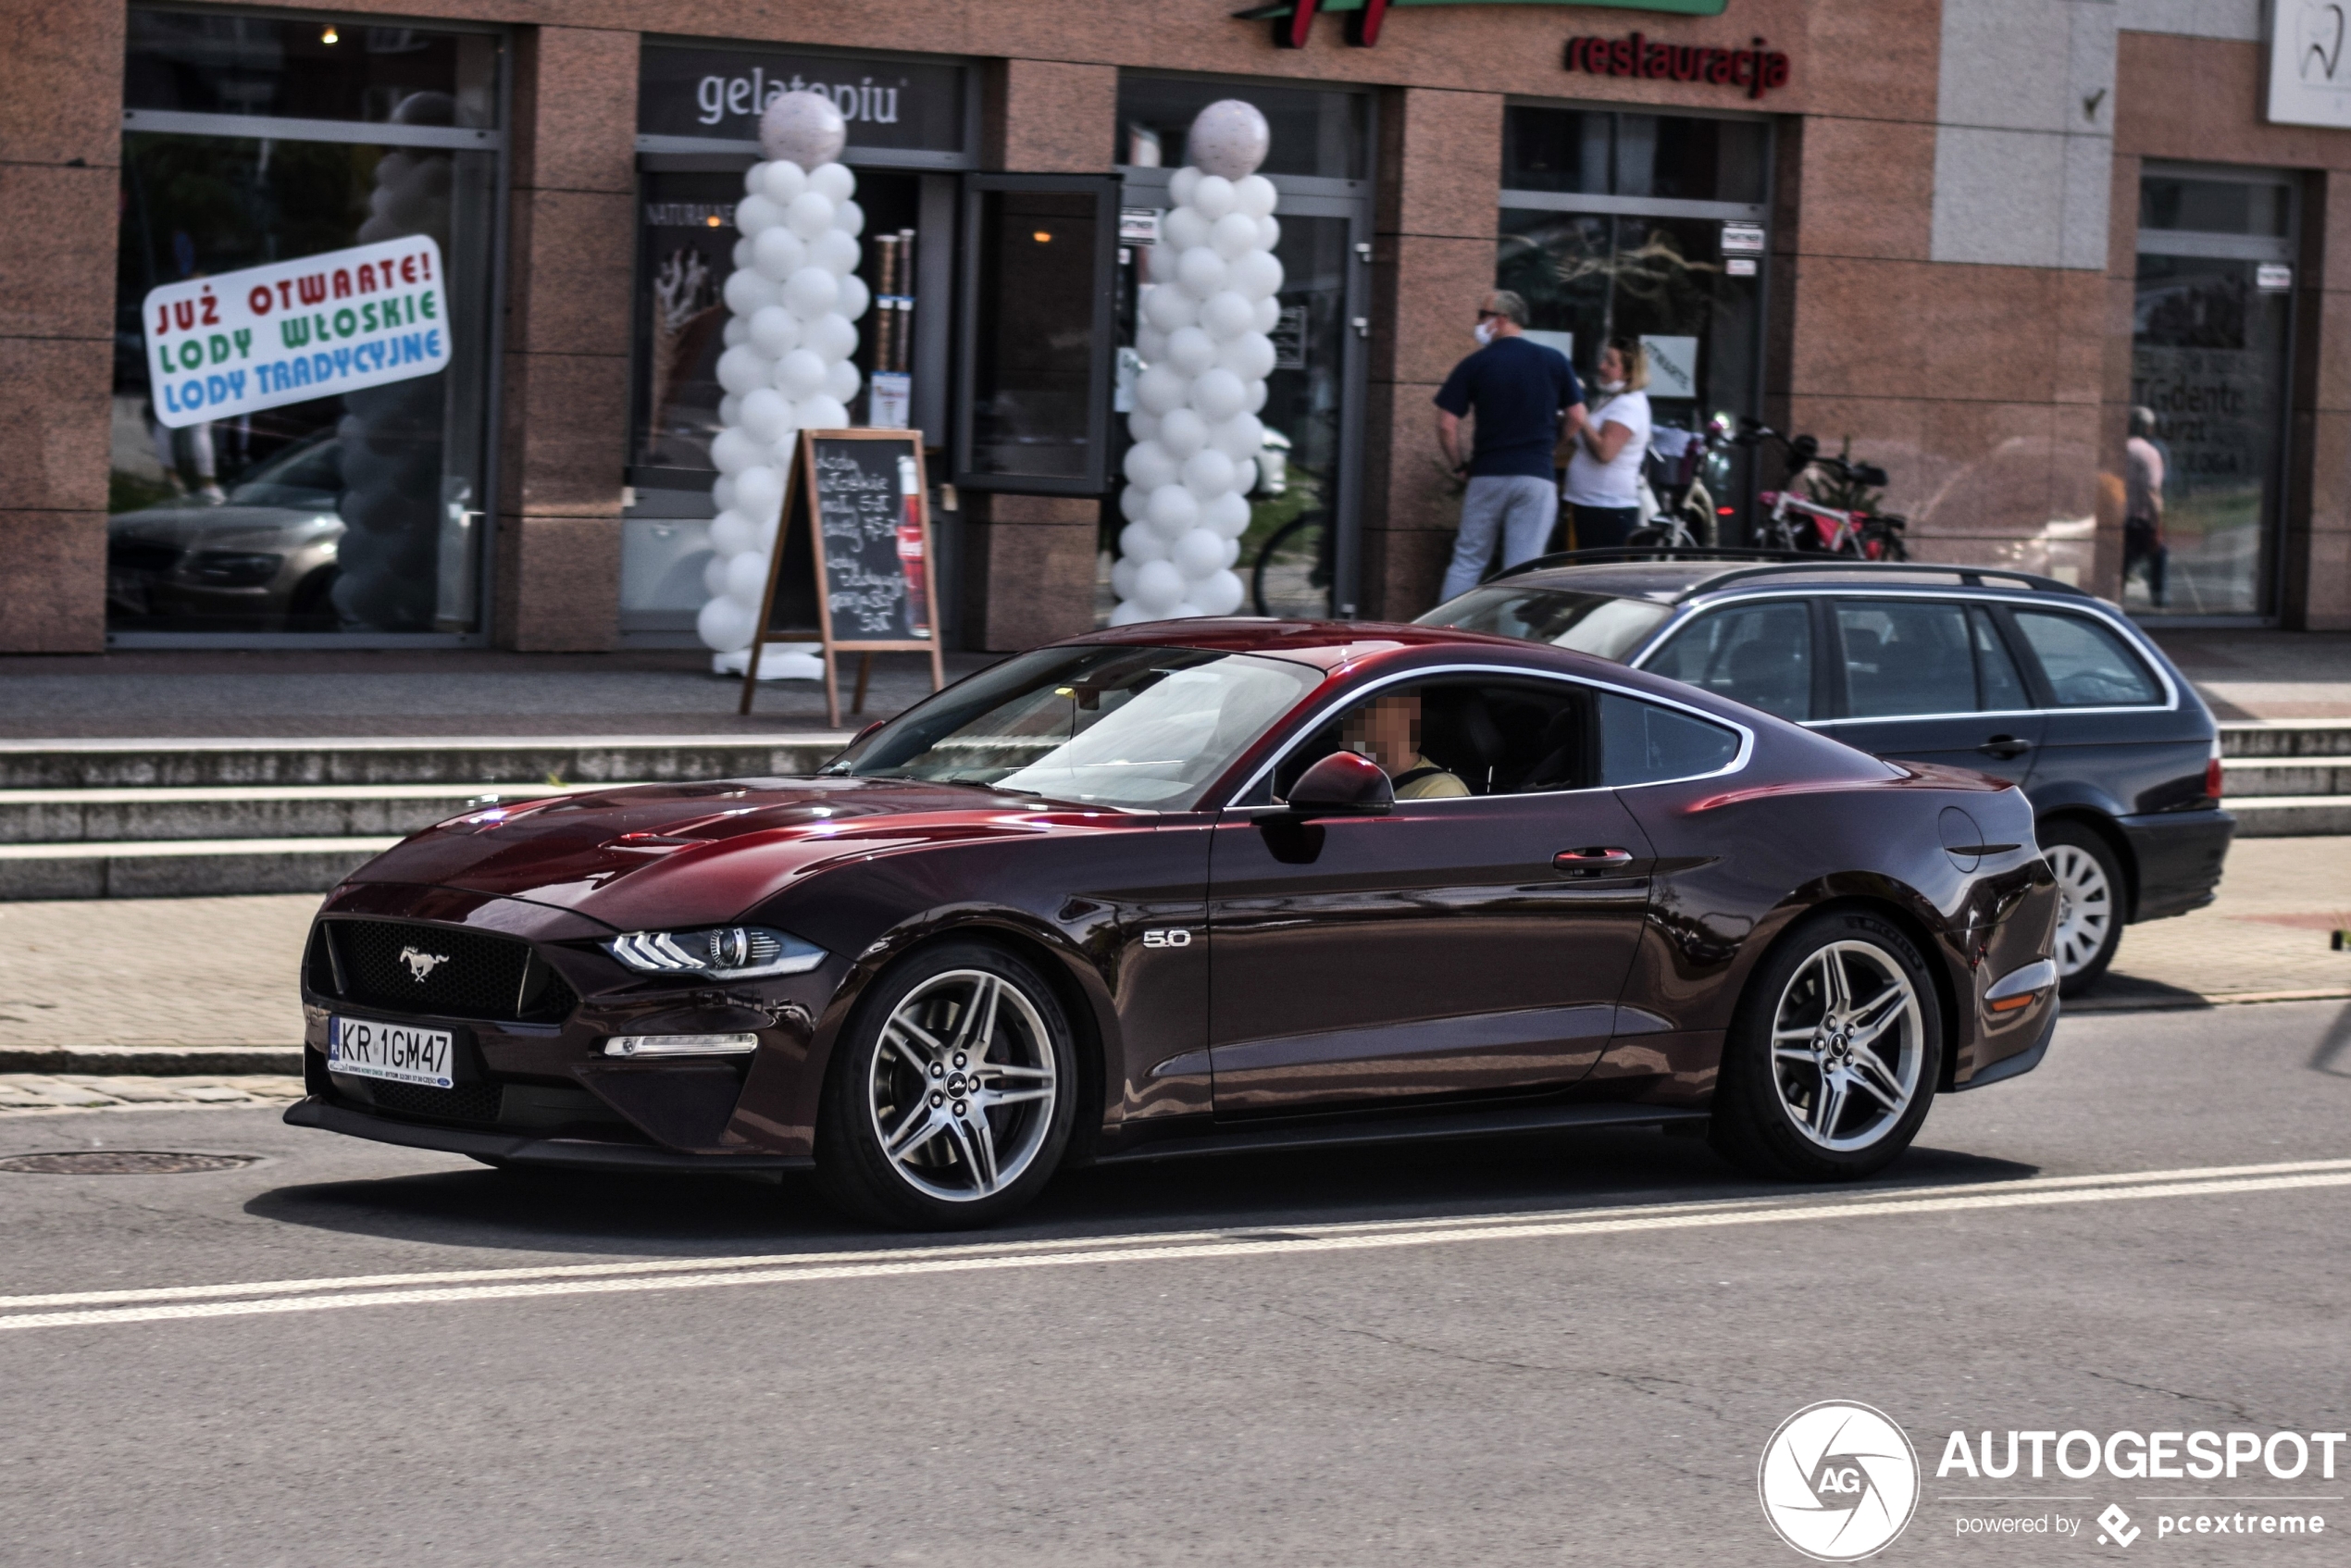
left=109, top=504, right=342, bottom=552
left=343, top=776, right=1139, bottom=930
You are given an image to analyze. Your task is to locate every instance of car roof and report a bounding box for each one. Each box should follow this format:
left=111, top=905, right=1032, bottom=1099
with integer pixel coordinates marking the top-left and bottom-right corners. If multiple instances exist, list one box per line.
left=1485, top=553, right=2095, bottom=606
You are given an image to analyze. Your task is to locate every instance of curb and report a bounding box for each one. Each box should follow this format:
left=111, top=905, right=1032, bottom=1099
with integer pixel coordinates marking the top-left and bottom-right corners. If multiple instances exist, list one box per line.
left=0, top=1046, right=305, bottom=1076
left=2065, top=987, right=2351, bottom=1014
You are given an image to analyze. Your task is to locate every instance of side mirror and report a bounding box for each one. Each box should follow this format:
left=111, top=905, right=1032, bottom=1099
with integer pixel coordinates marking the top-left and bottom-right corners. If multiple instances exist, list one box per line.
left=1282, top=751, right=1394, bottom=816
left=1853, top=463, right=1889, bottom=488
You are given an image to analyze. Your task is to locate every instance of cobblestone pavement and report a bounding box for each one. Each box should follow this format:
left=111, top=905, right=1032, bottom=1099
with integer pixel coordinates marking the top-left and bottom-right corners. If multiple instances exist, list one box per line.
left=0, top=1075, right=303, bottom=1114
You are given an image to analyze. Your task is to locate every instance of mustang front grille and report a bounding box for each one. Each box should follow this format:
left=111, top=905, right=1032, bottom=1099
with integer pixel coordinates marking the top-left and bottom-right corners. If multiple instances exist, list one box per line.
left=314, top=920, right=578, bottom=1023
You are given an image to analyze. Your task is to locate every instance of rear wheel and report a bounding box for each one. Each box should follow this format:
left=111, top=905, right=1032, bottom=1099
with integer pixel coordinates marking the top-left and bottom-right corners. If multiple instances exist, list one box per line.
left=2041, top=820, right=2124, bottom=995
left=815, top=941, right=1076, bottom=1229
left=1710, top=908, right=1942, bottom=1182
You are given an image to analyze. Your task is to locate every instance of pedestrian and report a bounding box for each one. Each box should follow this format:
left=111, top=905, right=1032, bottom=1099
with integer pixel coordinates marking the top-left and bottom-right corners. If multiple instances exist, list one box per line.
left=1561, top=336, right=1653, bottom=552
left=1432, top=290, right=1586, bottom=604
left=2123, top=404, right=2168, bottom=608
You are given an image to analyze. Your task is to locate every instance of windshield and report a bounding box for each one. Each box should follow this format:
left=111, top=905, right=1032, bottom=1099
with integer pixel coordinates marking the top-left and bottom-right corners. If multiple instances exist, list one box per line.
left=227, top=436, right=343, bottom=509
left=1416, top=586, right=1672, bottom=662
left=827, top=644, right=1325, bottom=809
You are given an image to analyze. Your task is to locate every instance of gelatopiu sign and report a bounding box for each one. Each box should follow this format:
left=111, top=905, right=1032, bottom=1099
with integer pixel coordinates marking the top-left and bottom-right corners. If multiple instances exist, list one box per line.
left=143, top=237, right=449, bottom=428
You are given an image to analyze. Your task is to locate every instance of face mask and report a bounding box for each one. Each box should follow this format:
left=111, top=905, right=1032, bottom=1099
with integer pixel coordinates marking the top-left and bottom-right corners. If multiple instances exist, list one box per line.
left=1474, top=320, right=1497, bottom=346
left=1598, top=379, right=1627, bottom=393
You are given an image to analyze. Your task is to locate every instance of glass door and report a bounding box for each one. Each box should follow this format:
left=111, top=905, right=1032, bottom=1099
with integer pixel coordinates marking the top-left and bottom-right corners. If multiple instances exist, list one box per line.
left=2130, top=166, right=2297, bottom=621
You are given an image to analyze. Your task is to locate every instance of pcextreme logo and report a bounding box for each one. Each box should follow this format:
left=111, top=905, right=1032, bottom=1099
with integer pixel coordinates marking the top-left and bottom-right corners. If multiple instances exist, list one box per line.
left=1233, top=0, right=1725, bottom=49
left=1760, top=1401, right=1922, bottom=1562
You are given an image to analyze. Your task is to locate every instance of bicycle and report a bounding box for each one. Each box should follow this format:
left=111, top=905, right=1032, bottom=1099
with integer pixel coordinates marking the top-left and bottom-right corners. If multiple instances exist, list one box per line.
left=1626, top=414, right=1734, bottom=551
left=1736, top=420, right=1909, bottom=561
left=1250, top=508, right=1335, bottom=617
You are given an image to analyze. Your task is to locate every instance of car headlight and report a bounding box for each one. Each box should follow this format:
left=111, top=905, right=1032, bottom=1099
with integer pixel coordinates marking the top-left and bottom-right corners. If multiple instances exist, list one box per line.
left=185, top=551, right=283, bottom=587
left=604, top=926, right=826, bottom=979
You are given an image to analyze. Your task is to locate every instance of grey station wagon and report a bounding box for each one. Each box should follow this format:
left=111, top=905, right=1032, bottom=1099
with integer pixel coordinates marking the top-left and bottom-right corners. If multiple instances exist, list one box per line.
left=1417, top=557, right=2233, bottom=995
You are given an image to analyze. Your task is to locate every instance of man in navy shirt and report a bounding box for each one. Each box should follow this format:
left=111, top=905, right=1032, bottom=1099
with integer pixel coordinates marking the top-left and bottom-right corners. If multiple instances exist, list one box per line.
left=1432, top=291, right=1585, bottom=603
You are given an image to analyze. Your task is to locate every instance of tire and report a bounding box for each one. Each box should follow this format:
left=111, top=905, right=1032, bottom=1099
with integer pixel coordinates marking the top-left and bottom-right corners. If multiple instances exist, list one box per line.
left=2041, top=820, right=2125, bottom=995
left=1710, top=908, right=1944, bottom=1182
left=815, top=940, right=1078, bottom=1229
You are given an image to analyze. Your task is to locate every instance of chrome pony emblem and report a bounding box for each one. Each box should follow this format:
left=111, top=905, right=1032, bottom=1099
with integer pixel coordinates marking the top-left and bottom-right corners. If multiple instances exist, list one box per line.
left=399, top=946, right=451, bottom=982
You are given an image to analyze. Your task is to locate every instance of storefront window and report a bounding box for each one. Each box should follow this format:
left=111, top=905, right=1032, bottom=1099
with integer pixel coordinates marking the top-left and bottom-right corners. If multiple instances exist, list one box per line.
left=2130, top=167, right=2296, bottom=619
left=110, top=10, right=502, bottom=640
left=1116, top=77, right=1368, bottom=182
left=1503, top=106, right=1766, bottom=203
left=957, top=180, right=1117, bottom=491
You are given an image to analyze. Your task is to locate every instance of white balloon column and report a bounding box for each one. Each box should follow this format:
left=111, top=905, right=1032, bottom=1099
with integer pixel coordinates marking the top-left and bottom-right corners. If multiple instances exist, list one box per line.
left=1111, top=101, right=1282, bottom=625
left=695, top=91, right=872, bottom=668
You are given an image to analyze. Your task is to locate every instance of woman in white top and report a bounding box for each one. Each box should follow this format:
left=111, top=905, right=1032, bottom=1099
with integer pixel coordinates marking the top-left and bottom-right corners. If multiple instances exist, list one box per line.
left=1560, top=337, right=1653, bottom=551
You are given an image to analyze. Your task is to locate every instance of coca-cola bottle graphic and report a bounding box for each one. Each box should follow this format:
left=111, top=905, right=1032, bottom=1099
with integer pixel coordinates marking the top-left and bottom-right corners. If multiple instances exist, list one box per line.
left=895, top=454, right=930, bottom=639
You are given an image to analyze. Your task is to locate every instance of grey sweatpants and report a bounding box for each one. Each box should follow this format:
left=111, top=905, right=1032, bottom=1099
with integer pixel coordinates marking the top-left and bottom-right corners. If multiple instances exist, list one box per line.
left=1439, top=474, right=1557, bottom=604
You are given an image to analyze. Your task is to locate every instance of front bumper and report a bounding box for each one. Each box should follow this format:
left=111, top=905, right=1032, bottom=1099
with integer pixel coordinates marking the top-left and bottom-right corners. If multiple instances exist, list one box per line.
left=2119, top=806, right=2235, bottom=922
left=283, top=1098, right=812, bottom=1172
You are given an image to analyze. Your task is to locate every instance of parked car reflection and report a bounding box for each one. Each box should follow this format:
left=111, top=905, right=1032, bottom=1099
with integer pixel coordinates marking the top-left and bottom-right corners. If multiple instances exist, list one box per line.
left=108, top=434, right=343, bottom=631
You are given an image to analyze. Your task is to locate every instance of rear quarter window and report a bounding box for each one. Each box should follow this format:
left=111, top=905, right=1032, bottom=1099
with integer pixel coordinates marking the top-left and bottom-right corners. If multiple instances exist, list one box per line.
left=2010, top=611, right=2163, bottom=707
left=1598, top=693, right=1741, bottom=786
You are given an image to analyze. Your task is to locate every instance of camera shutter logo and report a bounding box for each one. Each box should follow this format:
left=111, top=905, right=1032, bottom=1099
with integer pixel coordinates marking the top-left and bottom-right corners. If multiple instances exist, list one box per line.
left=1758, top=1401, right=1920, bottom=1561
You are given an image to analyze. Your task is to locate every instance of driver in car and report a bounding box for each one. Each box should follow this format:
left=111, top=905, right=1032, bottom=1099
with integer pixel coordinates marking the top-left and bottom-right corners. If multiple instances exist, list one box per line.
left=1343, top=691, right=1469, bottom=800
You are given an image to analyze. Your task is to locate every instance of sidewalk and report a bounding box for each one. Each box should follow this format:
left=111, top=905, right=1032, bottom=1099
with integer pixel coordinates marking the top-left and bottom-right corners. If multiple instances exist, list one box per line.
left=2148, top=630, right=2351, bottom=720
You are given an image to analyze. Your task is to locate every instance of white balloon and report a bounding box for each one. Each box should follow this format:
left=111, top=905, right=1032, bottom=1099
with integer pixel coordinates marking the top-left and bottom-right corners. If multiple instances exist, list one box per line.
left=1166, top=326, right=1217, bottom=377
left=1147, top=242, right=1179, bottom=283
left=836, top=273, right=870, bottom=322
left=1135, top=364, right=1189, bottom=417
left=1110, top=557, right=1140, bottom=601
left=1108, top=600, right=1153, bottom=627
left=766, top=437, right=801, bottom=473
left=1218, top=331, right=1276, bottom=381
left=1228, top=249, right=1284, bottom=302
left=1173, top=527, right=1225, bottom=578
left=732, top=239, right=753, bottom=272
left=1209, top=413, right=1264, bottom=461
left=1162, top=205, right=1210, bottom=254
left=711, top=422, right=764, bottom=475
left=797, top=393, right=851, bottom=429
left=833, top=197, right=865, bottom=237
left=1188, top=100, right=1272, bottom=180
left=1146, top=482, right=1200, bottom=536
left=1119, top=521, right=1170, bottom=563
left=753, top=226, right=806, bottom=281
left=1168, top=167, right=1201, bottom=209
left=703, top=553, right=730, bottom=598
left=1134, top=559, right=1188, bottom=614
left=1191, top=368, right=1248, bottom=422
left=777, top=348, right=828, bottom=398
left=804, top=312, right=859, bottom=362
left=785, top=191, right=836, bottom=239
left=1220, top=535, right=1241, bottom=568
left=759, top=160, right=807, bottom=204
left=1156, top=406, right=1209, bottom=459
left=1200, top=290, right=1256, bottom=341
left=1123, top=439, right=1177, bottom=491
left=1205, top=490, right=1252, bottom=537
left=717, top=393, right=743, bottom=429
left=1190, top=567, right=1245, bottom=616
left=1182, top=447, right=1238, bottom=499
left=823, top=357, right=862, bottom=402
left=1256, top=216, right=1281, bottom=252
left=1252, top=295, right=1283, bottom=334
left=710, top=345, right=766, bottom=399
left=725, top=549, right=771, bottom=606
left=1235, top=174, right=1277, bottom=219
left=723, top=317, right=749, bottom=349
left=697, top=594, right=755, bottom=653
left=749, top=305, right=800, bottom=359
left=740, top=387, right=792, bottom=445
left=723, top=269, right=777, bottom=317
left=1126, top=409, right=1161, bottom=446
left=743, top=164, right=767, bottom=197
left=708, top=509, right=755, bottom=558
left=735, top=193, right=783, bottom=237
left=711, top=475, right=738, bottom=514
left=1142, top=283, right=1199, bottom=334
left=810, top=228, right=861, bottom=275
left=760, top=90, right=847, bottom=168
left=1135, top=323, right=1169, bottom=363
left=1191, top=175, right=1238, bottom=221
left=783, top=266, right=840, bottom=317
left=754, top=510, right=781, bottom=553
left=810, top=163, right=856, bottom=203
left=1210, top=210, right=1261, bottom=261
left=1247, top=379, right=1269, bottom=414
left=735, top=465, right=785, bottom=522
left=1176, top=245, right=1228, bottom=300
left=1118, top=477, right=1152, bottom=519
left=1234, top=457, right=1260, bottom=494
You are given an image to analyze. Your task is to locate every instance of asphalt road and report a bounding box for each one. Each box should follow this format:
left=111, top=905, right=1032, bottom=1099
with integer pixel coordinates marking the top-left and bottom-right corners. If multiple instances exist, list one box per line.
left=2, top=1000, right=2347, bottom=1567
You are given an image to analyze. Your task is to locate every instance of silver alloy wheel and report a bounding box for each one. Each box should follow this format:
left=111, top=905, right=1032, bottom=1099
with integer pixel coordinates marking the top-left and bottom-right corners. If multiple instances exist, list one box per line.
left=2046, top=842, right=2115, bottom=977
left=1769, top=940, right=1924, bottom=1152
left=867, top=968, right=1058, bottom=1203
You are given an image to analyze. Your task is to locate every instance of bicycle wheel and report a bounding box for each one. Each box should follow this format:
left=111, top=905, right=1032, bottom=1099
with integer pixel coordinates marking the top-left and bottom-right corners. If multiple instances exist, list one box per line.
left=1252, top=513, right=1332, bottom=617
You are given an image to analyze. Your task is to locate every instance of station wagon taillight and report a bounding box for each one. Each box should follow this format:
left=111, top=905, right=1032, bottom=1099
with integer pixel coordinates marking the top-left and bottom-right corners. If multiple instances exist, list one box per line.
left=2205, top=738, right=2224, bottom=799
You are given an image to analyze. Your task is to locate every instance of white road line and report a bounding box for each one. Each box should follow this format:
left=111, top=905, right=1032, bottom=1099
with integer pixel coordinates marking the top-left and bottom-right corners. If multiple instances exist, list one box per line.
left=3, top=1163, right=2347, bottom=1334
left=6, top=1156, right=2345, bottom=1314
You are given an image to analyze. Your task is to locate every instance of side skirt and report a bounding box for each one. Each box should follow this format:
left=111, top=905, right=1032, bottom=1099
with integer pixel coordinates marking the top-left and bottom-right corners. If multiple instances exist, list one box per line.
left=1093, top=1100, right=1710, bottom=1166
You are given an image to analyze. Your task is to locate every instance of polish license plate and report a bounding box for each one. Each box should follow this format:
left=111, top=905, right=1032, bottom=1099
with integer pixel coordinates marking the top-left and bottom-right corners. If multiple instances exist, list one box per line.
left=327, top=1016, right=454, bottom=1088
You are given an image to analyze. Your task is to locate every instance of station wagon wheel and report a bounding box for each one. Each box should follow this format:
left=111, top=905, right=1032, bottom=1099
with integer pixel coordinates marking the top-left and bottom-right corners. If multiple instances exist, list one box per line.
left=2039, top=821, right=2123, bottom=995
left=817, top=942, right=1076, bottom=1230
left=1710, top=909, right=1943, bottom=1182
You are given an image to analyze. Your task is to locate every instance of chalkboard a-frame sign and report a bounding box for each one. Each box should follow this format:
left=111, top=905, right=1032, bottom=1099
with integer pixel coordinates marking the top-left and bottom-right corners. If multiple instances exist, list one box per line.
left=740, top=429, right=947, bottom=727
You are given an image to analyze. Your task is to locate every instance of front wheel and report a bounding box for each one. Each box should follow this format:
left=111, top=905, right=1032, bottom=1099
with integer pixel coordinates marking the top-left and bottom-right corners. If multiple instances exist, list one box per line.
left=815, top=941, right=1077, bottom=1229
left=1710, top=908, right=1942, bottom=1181
left=2041, top=820, right=2124, bottom=995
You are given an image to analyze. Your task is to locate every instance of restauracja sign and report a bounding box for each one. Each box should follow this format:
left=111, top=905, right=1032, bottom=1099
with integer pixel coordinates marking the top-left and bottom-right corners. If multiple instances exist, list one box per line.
left=1237, top=0, right=1725, bottom=48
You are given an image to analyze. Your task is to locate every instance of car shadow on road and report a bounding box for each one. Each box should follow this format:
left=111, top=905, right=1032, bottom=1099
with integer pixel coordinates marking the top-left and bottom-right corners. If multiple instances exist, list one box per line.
left=241, top=1126, right=2039, bottom=1261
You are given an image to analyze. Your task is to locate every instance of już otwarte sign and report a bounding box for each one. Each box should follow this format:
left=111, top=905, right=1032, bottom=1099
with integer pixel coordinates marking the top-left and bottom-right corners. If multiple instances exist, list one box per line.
left=143, top=237, right=449, bottom=428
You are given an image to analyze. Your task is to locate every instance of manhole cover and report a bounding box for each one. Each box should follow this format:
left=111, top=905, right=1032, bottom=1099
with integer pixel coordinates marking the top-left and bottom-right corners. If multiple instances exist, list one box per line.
left=0, top=1151, right=260, bottom=1176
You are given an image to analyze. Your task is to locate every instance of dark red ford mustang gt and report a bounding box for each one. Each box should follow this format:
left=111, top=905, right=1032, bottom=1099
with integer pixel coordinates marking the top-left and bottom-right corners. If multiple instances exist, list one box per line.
left=288, top=621, right=2060, bottom=1227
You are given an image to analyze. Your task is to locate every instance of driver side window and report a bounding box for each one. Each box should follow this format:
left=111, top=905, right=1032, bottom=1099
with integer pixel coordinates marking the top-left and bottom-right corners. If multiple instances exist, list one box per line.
left=1263, top=678, right=1599, bottom=803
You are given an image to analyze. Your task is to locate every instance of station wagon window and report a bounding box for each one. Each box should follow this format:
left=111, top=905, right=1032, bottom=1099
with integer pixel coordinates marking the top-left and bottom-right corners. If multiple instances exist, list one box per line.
left=1597, top=693, right=1739, bottom=785
left=1645, top=602, right=1811, bottom=721
left=2010, top=611, right=2162, bottom=708
left=1833, top=600, right=2027, bottom=718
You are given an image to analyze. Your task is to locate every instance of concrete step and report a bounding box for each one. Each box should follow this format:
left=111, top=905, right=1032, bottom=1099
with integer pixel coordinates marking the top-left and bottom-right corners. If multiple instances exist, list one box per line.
left=0, top=734, right=850, bottom=790
left=2219, top=758, right=2351, bottom=798
left=2222, top=795, right=2351, bottom=837
left=0, top=836, right=397, bottom=899
left=2219, top=720, right=2351, bottom=759
left=0, top=781, right=599, bottom=845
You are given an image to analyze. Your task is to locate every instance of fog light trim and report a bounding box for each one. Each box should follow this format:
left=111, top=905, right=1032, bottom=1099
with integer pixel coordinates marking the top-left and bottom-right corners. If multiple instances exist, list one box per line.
left=603, top=1033, right=760, bottom=1057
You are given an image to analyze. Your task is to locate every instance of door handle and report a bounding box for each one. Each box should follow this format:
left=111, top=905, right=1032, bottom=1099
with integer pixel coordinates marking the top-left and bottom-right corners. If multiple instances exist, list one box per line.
left=1554, top=847, right=1636, bottom=877
left=1979, top=735, right=2034, bottom=760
